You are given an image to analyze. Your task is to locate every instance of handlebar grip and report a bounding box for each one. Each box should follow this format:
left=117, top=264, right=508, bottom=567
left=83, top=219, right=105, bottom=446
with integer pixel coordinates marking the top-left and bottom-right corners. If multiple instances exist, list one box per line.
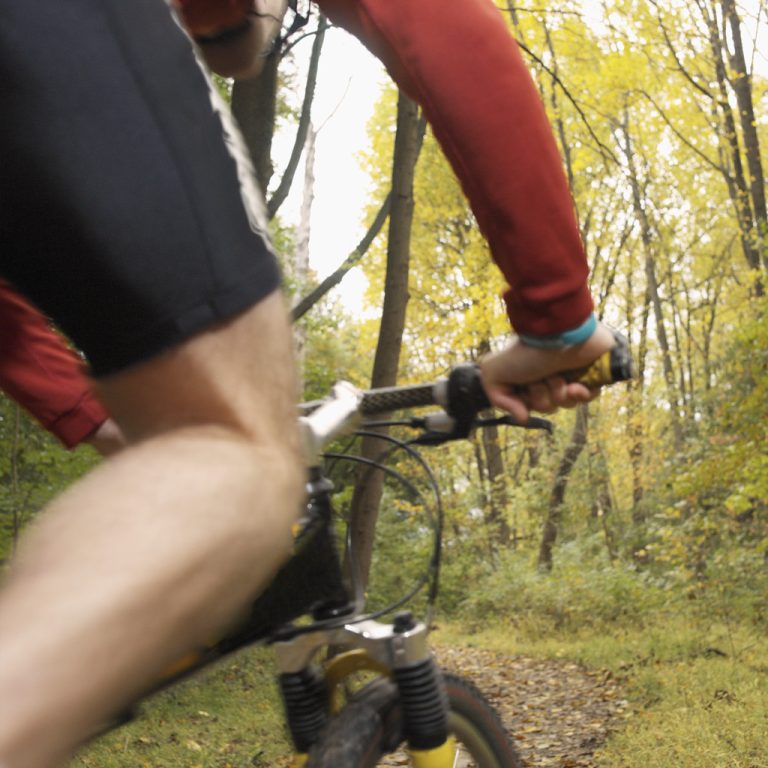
left=559, top=328, right=634, bottom=388
left=360, top=383, right=436, bottom=414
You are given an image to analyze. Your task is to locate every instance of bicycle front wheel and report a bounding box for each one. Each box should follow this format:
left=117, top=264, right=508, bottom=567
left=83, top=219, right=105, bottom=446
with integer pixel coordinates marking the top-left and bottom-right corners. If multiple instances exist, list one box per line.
left=306, top=672, right=522, bottom=767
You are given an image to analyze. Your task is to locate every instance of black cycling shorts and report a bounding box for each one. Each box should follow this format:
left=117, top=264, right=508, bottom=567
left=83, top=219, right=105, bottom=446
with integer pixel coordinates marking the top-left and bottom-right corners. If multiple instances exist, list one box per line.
left=0, top=0, right=281, bottom=377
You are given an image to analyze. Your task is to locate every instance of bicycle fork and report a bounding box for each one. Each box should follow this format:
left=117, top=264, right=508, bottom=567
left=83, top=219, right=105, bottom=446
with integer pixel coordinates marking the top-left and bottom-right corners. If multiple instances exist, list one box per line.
left=274, top=614, right=456, bottom=767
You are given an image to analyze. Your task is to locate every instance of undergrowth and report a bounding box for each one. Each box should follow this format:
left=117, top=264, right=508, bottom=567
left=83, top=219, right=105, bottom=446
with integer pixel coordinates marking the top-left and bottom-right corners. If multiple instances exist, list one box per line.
left=436, top=542, right=768, bottom=768
left=442, top=534, right=767, bottom=634
left=77, top=646, right=290, bottom=768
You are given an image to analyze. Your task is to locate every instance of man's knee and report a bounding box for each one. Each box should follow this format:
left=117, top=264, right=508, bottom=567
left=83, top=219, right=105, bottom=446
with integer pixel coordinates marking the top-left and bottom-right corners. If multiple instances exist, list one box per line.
left=95, top=291, right=300, bottom=450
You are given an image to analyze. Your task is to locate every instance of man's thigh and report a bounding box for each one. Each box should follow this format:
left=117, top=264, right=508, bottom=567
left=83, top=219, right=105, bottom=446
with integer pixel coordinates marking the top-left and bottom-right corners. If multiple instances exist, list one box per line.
left=95, top=291, right=300, bottom=450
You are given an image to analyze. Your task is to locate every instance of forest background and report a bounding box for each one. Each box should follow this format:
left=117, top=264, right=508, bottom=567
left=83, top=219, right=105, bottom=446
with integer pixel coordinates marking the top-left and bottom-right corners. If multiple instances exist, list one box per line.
left=1, top=0, right=767, bottom=765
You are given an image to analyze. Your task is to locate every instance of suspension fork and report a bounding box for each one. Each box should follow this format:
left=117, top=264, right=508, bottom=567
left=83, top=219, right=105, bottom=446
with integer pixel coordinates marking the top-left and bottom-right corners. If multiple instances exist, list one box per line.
left=274, top=615, right=455, bottom=766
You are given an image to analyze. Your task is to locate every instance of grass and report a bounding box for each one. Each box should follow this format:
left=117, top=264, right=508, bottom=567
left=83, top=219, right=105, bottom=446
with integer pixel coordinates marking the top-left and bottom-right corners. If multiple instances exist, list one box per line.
left=607, top=654, right=768, bottom=767
left=77, top=646, right=291, bottom=768
left=436, top=611, right=768, bottom=768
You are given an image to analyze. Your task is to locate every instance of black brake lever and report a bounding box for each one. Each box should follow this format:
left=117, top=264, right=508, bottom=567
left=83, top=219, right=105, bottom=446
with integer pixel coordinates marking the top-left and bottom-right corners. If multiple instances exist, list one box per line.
left=411, top=431, right=458, bottom=447
left=410, top=413, right=553, bottom=446
left=476, top=415, right=553, bottom=433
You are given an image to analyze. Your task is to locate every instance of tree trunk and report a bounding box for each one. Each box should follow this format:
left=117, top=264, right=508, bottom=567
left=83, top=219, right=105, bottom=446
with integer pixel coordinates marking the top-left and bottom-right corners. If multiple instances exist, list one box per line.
left=480, top=421, right=511, bottom=547
left=294, top=124, right=317, bottom=386
left=348, top=92, right=423, bottom=589
left=295, top=126, right=316, bottom=284
left=628, top=298, right=650, bottom=520
left=703, top=2, right=763, bottom=286
left=231, top=51, right=280, bottom=195
left=721, top=0, right=767, bottom=271
left=231, top=14, right=327, bottom=212
left=623, top=230, right=649, bottom=518
left=620, top=114, right=684, bottom=448
left=538, top=404, right=589, bottom=571
left=542, top=23, right=575, bottom=196
left=656, top=0, right=763, bottom=289
left=268, top=15, right=327, bottom=220
left=475, top=339, right=510, bottom=548
left=589, top=443, right=618, bottom=562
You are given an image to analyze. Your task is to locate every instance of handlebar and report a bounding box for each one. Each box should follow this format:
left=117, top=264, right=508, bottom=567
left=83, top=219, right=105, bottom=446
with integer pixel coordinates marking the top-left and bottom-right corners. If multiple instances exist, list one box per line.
left=299, top=329, right=633, bottom=459
left=358, top=327, right=633, bottom=416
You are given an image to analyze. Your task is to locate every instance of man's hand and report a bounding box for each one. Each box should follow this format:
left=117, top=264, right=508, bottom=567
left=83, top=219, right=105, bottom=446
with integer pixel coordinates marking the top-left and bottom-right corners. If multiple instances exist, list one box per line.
left=85, top=418, right=126, bottom=457
left=176, top=0, right=289, bottom=79
left=174, top=0, right=253, bottom=38
left=480, top=322, right=617, bottom=422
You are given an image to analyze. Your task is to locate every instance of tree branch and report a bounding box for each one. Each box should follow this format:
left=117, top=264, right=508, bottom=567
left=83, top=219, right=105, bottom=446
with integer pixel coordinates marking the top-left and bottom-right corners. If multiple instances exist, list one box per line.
left=291, top=193, right=391, bottom=321
left=291, top=115, right=426, bottom=320
left=514, top=38, right=621, bottom=166
left=648, top=0, right=715, bottom=100
left=638, top=89, right=727, bottom=176
left=267, top=15, right=328, bottom=219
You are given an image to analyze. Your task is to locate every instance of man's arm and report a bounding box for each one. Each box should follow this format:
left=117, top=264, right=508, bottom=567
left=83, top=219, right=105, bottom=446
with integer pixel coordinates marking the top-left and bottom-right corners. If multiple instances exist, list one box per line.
left=315, top=0, right=616, bottom=416
left=173, top=0, right=617, bottom=416
left=316, top=0, right=593, bottom=339
left=0, top=280, right=122, bottom=453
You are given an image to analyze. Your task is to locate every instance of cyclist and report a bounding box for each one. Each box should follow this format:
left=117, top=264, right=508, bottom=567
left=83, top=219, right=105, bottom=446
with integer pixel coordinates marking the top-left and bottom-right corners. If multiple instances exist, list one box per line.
left=0, top=1, right=614, bottom=765
left=0, top=281, right=124, bottom=456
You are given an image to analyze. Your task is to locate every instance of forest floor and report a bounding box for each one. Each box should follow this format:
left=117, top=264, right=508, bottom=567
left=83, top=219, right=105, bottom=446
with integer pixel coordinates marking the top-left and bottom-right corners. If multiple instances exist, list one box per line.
left=382, top=644, right=629, bottom=768
left=78, top=640, right=629, bottom=768
left=81, top=624, right=768, bottom=767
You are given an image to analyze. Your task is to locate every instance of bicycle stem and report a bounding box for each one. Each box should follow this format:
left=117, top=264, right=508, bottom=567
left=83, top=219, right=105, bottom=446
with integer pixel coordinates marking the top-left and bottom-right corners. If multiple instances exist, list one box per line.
left=299, top=381, right=362, bottom=465
left=273, top=615, right=430, bottom=675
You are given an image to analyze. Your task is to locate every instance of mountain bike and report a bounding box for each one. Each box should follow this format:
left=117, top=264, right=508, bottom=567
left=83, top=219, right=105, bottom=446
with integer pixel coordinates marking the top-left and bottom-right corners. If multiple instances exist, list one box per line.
left=117, top=333, right=632, bottom=767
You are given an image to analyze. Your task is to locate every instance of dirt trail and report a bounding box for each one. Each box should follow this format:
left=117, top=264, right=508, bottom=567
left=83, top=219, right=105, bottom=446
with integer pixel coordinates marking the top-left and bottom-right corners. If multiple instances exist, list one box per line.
left=436, top=645, right=629, bottom=767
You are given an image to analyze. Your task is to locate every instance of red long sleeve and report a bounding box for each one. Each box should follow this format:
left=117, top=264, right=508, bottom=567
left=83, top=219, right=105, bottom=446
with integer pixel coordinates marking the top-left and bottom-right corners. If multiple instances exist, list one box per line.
left=315, top=0, right=593, bottom=337
left=0, top=281, right=108, bottom=449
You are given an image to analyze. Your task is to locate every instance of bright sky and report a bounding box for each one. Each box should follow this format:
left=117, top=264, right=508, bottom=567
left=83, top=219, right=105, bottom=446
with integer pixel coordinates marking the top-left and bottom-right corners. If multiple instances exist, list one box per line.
left=273, top=24, right=387, bottom=314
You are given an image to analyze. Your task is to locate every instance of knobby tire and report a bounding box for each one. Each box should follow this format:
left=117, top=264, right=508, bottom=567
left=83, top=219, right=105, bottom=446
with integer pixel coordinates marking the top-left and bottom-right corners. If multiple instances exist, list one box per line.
left=305, top=672, right=522, bottom=767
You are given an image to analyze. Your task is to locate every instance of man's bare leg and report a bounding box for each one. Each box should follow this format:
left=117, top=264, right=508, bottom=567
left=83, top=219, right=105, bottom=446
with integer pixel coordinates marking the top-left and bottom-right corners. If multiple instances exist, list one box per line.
left=0, top=291, right=304, bottom=768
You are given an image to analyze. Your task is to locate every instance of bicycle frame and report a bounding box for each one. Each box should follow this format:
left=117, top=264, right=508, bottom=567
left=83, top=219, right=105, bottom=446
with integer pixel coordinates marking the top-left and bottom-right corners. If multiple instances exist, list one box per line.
left=268, top=381, right=462, bottom=766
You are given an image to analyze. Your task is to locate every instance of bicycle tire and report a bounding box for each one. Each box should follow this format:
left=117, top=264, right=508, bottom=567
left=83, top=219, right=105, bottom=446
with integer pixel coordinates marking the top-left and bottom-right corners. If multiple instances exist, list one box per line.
left=305, top=671, right=522, bottom=767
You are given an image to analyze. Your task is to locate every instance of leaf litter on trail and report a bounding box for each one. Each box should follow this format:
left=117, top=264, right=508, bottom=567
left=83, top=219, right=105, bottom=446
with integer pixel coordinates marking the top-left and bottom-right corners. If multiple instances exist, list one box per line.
left=436, top=646, right=629, bottom=767
left=309, top=645, right=627, bottom=768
